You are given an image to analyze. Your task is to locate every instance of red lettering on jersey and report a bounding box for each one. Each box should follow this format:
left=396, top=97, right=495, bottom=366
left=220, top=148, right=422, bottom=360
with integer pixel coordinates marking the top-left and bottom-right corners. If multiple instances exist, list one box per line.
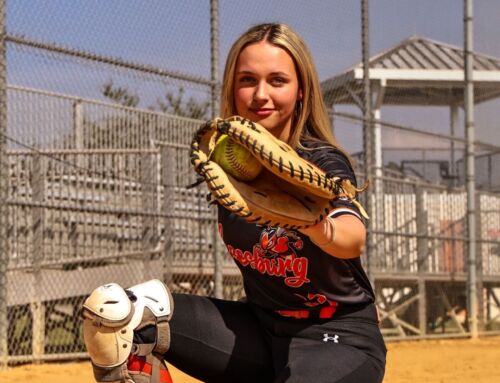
left=221, top=225, right=310, bottom=288
left=225, top=243, right=310, bottom=288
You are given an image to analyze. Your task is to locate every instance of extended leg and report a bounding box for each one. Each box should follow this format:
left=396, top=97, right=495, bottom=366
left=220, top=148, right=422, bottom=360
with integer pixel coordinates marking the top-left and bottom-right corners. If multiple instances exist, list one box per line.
left=147, top=294, right=274, bottom=383
left=82, top=280, right=174, bottom=383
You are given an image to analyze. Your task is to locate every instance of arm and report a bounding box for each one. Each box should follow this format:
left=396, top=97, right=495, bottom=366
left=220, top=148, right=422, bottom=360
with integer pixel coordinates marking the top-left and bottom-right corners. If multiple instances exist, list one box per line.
left=297, top=142, right=366, bottom=258
left=299, top=212, right=366, bottom=259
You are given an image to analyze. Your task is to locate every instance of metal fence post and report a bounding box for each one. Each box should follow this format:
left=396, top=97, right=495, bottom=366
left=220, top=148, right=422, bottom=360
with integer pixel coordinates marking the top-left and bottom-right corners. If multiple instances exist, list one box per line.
left=141, top=152, right=157, bottom=280
left=0, top=0, right=8, bottom=368
left=161, top=146, right=175, bottom=288
left=210, top=0, right=223, bottom=299
left=31, top=153, right=46, bottom=361
left=73, top=99, right=84, bottom=167
left=416, top=184, right=428, bottom=335
left=464, top=0, right=478, bottom=338
left=361, top=0, right=375, bottom=288
left=475, top=192, right=484, bottom=329
left=210, top=0, right=220, bottom=118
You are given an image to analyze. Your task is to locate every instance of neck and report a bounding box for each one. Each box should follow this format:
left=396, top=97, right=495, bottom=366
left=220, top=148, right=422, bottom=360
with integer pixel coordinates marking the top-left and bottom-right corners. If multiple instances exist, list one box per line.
left=275, top=122, right=292, bottom=143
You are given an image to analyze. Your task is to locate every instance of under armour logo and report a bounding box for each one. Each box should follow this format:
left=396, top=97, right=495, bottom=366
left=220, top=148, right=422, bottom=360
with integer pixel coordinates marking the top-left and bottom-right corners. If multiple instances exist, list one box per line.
left=323, top=333, right=339, bottom=343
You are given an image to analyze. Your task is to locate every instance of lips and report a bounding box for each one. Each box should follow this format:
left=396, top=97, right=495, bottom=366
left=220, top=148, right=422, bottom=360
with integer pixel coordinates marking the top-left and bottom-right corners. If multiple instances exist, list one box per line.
left=250, top=108, right=275, bottom=117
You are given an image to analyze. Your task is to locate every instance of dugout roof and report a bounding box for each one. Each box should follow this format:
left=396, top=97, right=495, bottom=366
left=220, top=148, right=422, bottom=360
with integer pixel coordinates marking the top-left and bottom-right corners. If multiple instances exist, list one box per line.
left=321, top=36, right=500, bottom=107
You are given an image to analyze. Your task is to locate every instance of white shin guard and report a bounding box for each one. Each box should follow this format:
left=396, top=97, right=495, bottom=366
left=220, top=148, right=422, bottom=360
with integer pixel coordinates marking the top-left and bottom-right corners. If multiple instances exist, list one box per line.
left=82, top=279, right=174, bottom=383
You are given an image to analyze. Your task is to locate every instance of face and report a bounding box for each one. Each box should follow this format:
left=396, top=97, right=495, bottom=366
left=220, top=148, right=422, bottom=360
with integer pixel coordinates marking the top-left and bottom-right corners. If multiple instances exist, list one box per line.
left=233, top=41, right=301, bottom=142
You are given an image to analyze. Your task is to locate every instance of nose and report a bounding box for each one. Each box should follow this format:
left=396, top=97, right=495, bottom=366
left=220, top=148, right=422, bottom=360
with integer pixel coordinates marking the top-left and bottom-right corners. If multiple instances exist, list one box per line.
left=253, top=81, right=269, bottom=101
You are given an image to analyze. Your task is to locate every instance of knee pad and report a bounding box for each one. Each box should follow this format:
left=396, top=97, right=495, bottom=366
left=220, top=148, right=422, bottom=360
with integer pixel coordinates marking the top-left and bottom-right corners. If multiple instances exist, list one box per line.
left=82, top=279, right=174, bottom=382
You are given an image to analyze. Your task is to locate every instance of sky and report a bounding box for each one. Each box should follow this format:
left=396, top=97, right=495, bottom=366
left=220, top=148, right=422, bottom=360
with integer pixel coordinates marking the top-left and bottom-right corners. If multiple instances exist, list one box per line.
left=5, top=0, right=500, bottom=157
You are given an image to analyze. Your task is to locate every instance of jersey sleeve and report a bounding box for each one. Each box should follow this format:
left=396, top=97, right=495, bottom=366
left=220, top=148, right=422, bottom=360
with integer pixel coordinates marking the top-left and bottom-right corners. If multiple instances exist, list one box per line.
left=298, top=141, right=364, bottom=222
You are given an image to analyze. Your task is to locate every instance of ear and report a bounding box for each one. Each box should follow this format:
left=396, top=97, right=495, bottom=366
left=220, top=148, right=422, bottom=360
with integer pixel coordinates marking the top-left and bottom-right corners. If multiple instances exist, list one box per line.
left=298, top=89, right=303, bottom=100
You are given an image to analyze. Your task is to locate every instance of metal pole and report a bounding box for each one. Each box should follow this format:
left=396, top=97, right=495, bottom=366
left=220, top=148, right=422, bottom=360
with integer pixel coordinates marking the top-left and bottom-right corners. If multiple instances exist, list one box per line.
left=464, top=0, right=478, bottom=338
left=73, top=100, right=84, bottom=167
left=450, top=104, right=458, bottom=185
left=161, top=147, right=175, bottom=288
left=210, top=0, right=220, bottom=118
left=0, top=0, right=8, bottom=368
left=31, top=154, right=45, bottom=361
left=210, top=0, right=223, bottom=298
left=361, top=0, right=375, bottom=285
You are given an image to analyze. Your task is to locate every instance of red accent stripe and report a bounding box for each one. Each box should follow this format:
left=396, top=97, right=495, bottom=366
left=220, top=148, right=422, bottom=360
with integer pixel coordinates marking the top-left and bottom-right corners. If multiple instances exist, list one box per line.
left=319, top=302, right=338, bottom=318
left=276, top=309, right=310, bottom=319
left=276, top=301, right=338, bottom=319
left=128, top=355, right=174, bottom=383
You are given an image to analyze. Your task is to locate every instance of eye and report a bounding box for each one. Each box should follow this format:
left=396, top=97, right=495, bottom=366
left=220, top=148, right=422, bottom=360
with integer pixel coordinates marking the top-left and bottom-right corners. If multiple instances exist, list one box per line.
left=238, top=75, right=256, bottom=84
left=270, top=77, right=287, bottom=86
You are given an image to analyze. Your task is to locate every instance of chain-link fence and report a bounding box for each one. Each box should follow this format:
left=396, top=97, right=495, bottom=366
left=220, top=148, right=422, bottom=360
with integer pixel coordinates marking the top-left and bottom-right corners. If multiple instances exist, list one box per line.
left=333, top=112, right=500, bottom=339
left=1, top=0, right=500, bottom=365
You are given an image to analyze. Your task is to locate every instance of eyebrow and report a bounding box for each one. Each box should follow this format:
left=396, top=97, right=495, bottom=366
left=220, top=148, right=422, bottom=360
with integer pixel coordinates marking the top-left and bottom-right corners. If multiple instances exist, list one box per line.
left=236, top=70, right=291, bottom=77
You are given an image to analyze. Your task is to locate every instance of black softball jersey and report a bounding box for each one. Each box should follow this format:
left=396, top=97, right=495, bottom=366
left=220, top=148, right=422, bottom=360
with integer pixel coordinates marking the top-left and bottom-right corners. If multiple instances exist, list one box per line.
left=217, top=139, right=375, bottom=314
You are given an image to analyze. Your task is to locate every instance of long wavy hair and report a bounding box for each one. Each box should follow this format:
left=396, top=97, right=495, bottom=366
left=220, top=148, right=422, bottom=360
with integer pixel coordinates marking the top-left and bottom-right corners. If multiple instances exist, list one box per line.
left=220, top=23, right=349, bottom=159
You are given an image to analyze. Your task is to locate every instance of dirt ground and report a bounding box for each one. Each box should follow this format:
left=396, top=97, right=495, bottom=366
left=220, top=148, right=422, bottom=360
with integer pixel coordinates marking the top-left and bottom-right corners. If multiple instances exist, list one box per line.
left=1, top=336, right=499, bottom=383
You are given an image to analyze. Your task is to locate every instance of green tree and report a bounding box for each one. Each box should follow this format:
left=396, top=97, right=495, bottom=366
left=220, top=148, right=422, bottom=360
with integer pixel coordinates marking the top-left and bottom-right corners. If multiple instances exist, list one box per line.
left=102, top=81, right=140, bottom=107
left=154, top=86, right=209, bottom=120
left=61, top=82, right=210, bottom=149
left=101, top=81, right=209, bottom=120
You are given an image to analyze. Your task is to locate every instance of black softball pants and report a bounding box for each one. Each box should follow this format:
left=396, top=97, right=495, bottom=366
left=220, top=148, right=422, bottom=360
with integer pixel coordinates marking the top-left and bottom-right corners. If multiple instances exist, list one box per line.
left=138, top=293, right=387, bottom=383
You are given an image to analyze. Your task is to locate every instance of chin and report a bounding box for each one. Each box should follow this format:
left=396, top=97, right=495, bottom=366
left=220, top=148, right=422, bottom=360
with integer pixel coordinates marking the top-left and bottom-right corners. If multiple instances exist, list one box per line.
left=250, top=116, right=276, bottom=130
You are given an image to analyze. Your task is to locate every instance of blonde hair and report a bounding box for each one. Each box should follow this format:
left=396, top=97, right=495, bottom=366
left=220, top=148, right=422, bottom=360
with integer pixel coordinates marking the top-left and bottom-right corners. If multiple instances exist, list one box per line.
left=220, top=23, right=347, bottom=156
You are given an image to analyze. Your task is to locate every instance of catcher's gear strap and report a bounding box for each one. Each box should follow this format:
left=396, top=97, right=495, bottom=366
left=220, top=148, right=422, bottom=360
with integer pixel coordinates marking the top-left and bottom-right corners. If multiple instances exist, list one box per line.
left=91, top=362, right=132, bottom=383
left=91, top=355, right=173, bottom=383
left=82, top=280, right=173, bottom=382
left=128, top=355, right=173, bottom=383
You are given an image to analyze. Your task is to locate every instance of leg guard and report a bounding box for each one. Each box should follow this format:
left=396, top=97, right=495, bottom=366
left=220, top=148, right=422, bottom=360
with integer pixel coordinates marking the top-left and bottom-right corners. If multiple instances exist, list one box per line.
left=82, top=279, right=174, bottom=383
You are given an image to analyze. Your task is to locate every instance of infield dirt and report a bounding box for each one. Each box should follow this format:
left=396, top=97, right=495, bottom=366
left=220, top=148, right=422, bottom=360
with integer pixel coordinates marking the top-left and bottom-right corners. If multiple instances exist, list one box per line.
left=0, top=336, right=499, bottom=383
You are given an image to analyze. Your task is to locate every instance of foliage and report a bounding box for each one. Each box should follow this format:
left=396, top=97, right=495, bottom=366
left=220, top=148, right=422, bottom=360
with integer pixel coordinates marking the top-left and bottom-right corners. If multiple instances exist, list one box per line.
left=61, top=81, right=209, bottom=149
left=153, top=86, right=210, bottom=120
left=102, top=81, right=140, bottom=108
left=102, top=80, right=209, bottom=120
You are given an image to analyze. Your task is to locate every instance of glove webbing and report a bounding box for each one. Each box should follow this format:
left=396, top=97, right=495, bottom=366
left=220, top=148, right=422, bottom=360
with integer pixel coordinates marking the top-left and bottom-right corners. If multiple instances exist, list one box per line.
left=218, top=117, right=338, bottom=193
left=189, top=116, right=370, bottom=228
